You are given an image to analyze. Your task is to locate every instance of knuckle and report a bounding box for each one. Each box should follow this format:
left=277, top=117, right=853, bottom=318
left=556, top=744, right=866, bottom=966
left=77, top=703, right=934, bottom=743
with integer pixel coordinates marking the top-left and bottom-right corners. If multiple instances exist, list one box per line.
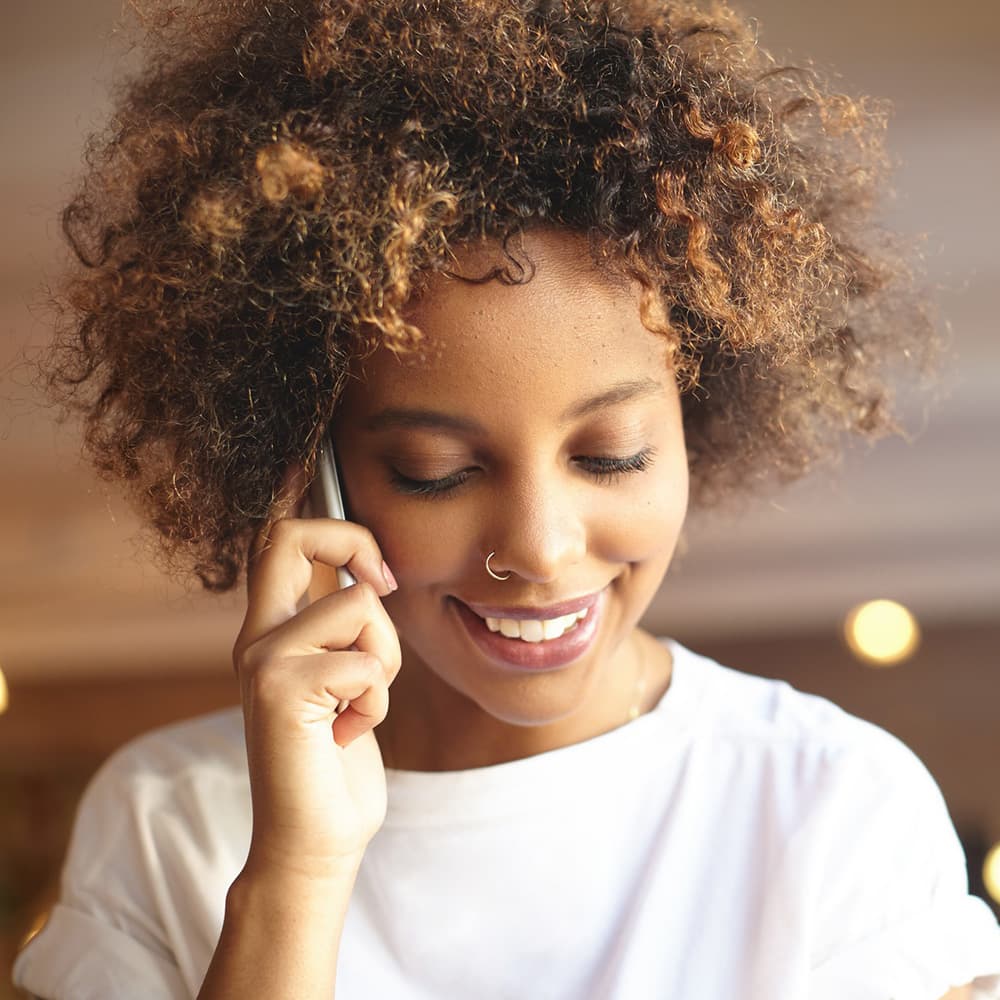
left=351, top=579, right=380, bottom=609
left=266, top=517, right=298, bottom=548
left=233, top=636, right=273, bottom=679
left=386, top=650, right=403, bottom=681
left=349, top=520, right=376, bottom=548
left=357, top=650, right=383, bottom=676
left=246, top=663, right=287, bottom=704
left=381, top=636, right=403, bottom=678
left=231, top=635, right=248, bottom=671
left=347, top=522, right=382, bottom=563
left=231, top=637, right=254, bottom=675
left=374, top=689, right=390, bottom=726
left=249, top=520, right=293, bottom=568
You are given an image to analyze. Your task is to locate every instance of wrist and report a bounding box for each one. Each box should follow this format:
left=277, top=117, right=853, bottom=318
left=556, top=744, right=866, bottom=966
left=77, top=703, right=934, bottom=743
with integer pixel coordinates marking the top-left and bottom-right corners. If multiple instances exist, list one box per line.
left=202, top=853, right=359, bottom=1000
left=238, top=845, right=365, bottom=893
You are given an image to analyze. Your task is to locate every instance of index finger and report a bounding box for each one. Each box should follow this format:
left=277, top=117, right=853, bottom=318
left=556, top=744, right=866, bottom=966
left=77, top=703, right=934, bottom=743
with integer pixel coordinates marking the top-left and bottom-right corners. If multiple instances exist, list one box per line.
left=240, top=516, right=394, bottom=650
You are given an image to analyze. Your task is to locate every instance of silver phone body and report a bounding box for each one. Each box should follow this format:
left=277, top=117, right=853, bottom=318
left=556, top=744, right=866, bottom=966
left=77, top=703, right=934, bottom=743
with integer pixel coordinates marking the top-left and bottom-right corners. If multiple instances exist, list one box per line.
left=312, top=436, right=358, bottom=717
left=314, top=436, right=357, bottom=590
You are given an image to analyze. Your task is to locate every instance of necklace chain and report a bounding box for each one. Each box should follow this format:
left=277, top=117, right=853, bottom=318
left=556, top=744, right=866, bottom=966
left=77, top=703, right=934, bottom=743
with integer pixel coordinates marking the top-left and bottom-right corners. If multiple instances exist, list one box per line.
left=627, top=632, right=649, bottom=723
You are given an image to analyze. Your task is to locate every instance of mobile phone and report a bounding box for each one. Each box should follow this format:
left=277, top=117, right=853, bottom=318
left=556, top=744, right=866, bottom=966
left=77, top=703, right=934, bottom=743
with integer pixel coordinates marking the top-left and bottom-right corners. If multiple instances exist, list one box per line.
left=311, top=435, right=357, bottom=718
left=312, top=435, right=357, bottom=590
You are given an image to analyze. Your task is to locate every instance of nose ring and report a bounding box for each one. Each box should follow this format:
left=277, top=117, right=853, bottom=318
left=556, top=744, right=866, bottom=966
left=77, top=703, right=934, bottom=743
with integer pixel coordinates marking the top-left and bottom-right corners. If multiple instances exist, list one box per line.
left=485, top=551, right=511, bottom=581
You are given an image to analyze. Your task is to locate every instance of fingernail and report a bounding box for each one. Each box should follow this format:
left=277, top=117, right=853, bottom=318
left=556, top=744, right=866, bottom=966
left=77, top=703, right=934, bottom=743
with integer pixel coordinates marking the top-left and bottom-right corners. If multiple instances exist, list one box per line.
left=381, top=560, right=398, bottom=592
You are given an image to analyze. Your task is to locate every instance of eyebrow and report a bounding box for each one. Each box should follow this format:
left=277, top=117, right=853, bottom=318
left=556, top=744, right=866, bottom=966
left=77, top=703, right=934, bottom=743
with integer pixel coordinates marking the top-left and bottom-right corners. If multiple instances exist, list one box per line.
left=363, top=377, right=664, bottom=434
left=562, top=377, right=663, bottom=422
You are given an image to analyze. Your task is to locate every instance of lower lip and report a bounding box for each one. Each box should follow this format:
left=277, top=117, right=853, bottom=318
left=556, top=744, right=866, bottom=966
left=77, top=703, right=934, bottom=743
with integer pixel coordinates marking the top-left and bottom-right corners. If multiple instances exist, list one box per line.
left=450, top=591, right=604, bottom=671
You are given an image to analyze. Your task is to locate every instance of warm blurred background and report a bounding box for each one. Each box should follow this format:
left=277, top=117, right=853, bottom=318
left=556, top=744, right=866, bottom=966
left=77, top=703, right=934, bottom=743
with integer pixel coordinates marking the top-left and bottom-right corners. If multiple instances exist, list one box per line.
left=2, top=0, right=998, bottom=994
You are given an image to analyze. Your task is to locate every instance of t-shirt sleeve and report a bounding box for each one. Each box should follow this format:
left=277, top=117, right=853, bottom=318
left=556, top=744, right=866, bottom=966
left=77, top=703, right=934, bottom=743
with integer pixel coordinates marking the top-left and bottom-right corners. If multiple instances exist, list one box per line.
left=807, top=728, right=1000, bottom=1000
left=12, top=749, right=191, bottom=1000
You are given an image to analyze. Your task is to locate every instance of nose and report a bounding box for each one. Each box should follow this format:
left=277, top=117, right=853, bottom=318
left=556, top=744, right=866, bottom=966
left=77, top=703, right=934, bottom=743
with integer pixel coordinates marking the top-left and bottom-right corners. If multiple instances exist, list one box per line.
left=483, top=474, right=588, bottom=584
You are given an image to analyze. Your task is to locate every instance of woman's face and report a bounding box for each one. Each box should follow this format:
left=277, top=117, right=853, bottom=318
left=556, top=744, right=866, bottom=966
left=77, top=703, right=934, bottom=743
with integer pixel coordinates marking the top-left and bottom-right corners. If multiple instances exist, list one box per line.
left=327, top=228, right=689, bottom=765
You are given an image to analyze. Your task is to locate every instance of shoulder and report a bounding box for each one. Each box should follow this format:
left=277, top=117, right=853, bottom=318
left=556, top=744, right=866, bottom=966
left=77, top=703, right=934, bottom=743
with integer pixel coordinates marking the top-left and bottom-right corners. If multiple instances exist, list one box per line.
left=109, top=704, right=246, bottom=769
left=669, top=640, right=943, bottom=813
left=56, top=705, right=250, bottom=936
left=13, top=709, right=249, bottom=997
left=91, top=704, right=246, bottom=789
left=71, top=706, right=249, bottom=850
left=668, top=643, right=1000, bottom=989
left=675, top=639, right=922, bottom=761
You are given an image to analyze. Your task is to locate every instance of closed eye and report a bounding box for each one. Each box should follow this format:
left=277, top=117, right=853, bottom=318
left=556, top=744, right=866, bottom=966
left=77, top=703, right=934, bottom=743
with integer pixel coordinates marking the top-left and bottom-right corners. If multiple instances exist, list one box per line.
left=577, top=446, right=657, bottom=483
left=389, top=446, right=657, bottom=499
left=390, top=467, right=475, bottom=498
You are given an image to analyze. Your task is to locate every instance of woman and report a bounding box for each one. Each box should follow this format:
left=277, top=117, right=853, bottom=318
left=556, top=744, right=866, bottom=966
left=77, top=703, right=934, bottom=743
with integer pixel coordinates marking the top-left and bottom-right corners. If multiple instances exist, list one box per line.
left=13, top=1, right=1000, bottom=997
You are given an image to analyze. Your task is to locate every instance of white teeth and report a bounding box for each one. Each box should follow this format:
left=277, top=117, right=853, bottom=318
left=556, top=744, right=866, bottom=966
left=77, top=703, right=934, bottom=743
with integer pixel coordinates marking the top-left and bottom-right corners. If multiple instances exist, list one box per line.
left=499, top=618, right=521, bottom=639
left=481, top=608, right=589, bottom=642
left=542, top=617, right=566, bottom=640
left=520, top=620, right=545, bottom=643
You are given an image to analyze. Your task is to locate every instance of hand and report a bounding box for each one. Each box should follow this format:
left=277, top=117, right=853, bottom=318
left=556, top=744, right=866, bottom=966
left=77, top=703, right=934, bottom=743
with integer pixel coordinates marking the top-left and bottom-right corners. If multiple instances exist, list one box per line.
left=232, top=505, right=401, bottom=880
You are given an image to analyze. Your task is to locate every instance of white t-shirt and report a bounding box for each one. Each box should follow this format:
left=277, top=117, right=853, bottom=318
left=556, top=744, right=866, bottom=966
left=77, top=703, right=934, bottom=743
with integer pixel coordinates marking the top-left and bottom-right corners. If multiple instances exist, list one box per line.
left=13, top=640, right=1000, bottom=999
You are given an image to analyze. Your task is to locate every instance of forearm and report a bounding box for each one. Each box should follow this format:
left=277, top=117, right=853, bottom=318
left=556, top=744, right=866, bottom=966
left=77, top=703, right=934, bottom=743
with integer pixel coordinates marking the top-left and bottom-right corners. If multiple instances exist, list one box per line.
left=197, top=859, right=360, bottom=1000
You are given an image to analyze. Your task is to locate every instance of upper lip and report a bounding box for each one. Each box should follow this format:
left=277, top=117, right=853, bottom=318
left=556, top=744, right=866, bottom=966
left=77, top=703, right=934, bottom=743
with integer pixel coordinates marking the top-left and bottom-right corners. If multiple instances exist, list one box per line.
left=458, top=589, right=603, bottom=621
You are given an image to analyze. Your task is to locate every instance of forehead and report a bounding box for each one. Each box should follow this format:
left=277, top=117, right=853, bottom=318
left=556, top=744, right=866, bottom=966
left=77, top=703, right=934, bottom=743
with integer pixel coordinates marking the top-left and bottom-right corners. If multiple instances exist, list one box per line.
left=345, top=229, right=674, bottom=418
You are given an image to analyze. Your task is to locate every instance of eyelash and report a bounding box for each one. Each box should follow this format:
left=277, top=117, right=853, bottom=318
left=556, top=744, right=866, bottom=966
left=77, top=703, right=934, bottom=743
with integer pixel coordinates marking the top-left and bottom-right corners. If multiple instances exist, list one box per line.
left=390, top=447, right=658, bottom=499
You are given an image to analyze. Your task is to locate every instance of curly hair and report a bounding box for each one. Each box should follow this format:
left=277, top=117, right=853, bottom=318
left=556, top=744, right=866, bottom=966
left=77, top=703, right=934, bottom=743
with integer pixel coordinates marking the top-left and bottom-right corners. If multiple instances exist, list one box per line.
left=44, top=0, right=934, bottom=591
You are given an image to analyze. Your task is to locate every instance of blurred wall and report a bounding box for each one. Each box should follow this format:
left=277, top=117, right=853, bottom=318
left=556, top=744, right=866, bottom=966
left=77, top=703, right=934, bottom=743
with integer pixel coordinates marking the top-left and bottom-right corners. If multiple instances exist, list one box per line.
left=2, top=1, right=998, bottom=995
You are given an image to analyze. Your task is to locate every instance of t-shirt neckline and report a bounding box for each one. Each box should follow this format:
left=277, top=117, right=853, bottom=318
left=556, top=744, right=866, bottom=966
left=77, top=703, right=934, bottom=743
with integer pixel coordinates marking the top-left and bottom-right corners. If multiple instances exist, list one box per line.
left=380, top=638, right=709, bottom=829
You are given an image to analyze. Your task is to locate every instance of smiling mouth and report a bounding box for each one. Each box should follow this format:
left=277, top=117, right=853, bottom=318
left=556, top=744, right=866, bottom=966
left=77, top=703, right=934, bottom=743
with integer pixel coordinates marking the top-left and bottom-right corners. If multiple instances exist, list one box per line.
left=477, top=607, right=589, bottom=643
left=450, top=591, right=605, bottom=670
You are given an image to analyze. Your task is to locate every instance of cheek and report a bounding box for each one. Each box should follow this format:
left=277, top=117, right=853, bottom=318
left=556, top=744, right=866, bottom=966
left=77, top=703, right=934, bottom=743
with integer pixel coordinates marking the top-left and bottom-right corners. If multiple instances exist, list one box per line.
left=360, top=500, right=474, bottom=589
left=596, top=459, right=689, bottom=565
left=339, top=461, right=470, bottom=589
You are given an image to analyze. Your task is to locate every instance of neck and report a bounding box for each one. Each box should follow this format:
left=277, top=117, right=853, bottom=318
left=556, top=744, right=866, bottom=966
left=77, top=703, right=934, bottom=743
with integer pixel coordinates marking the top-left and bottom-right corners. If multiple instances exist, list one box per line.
left=376, top=629, right=671, bottom=772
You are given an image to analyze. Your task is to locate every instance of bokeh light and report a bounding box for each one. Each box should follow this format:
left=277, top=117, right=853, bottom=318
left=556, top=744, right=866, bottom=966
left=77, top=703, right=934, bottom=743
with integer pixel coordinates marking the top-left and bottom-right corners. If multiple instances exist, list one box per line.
left=843, top=599, right=921, bottom=666
left=983, top=842, right=1000, bottom=906
left=17, top=905, right=50, bottom=953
